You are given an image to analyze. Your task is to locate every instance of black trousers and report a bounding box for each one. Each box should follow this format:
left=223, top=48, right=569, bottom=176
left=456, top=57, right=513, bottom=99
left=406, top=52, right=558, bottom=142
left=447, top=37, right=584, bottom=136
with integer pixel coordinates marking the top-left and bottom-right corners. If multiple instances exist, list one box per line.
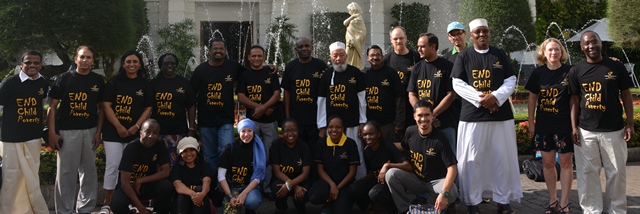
left=111, top=179, right=174, bottom=214
left=307, top=179, right=353, bottom=214
left=348, top=176, right=378, bottom=210
left=269, top=179, right=309, bottom=211
left=173, top=185, right=211, bottom=214
left=369, top=183, right=399, bottom=214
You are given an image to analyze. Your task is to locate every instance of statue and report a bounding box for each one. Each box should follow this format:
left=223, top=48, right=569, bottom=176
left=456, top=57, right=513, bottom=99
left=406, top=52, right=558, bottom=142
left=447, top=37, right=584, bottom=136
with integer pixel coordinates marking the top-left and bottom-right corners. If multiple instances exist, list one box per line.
left=344, top=2, right=366, bottom=70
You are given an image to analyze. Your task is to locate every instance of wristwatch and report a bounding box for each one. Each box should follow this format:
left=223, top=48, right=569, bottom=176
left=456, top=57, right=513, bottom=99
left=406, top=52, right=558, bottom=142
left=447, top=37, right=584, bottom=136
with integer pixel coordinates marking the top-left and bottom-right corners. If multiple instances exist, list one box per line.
left=441, top=191, right=450, bottom=198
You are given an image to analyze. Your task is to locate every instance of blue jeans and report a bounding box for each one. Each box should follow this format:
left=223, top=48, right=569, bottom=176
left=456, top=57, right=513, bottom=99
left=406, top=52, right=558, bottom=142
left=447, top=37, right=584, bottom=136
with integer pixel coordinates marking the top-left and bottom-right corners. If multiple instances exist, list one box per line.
left=439, top=126, right=457, bottom=156
left=226, top=186, right=262, bottom=211
left=200, top=124, right=235, bottom=171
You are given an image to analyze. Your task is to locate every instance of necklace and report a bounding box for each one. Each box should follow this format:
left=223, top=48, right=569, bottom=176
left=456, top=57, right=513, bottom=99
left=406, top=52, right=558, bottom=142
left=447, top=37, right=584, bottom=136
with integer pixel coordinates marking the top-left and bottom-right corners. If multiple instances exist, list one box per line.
left=418, top=131, right=431, bottom=139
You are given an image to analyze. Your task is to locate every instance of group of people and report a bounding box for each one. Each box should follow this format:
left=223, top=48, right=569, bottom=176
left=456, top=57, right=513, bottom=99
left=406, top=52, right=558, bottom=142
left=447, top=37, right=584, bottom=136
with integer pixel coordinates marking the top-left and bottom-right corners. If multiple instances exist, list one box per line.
left=0, top=16, right=633, bottom=214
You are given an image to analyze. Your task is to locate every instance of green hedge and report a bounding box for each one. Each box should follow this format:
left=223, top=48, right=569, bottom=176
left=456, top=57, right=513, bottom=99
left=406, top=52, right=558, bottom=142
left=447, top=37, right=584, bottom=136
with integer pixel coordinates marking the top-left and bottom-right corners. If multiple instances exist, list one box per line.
left=390, top=2, right=430, bottom=50
left=311, top=12, right=350, bottom=63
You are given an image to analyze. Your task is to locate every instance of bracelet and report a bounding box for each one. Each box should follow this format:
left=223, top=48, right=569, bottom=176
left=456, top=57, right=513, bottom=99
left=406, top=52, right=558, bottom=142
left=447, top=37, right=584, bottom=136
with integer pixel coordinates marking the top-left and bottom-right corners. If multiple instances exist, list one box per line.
left=285, top=179, right=292, bottom=191
left=135, top=124, right=140, bottom=130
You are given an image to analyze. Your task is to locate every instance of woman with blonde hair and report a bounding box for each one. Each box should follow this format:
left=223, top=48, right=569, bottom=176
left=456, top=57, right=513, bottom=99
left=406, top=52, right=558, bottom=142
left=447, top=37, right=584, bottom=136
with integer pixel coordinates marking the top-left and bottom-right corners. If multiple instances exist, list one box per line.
left=525, top=38, right=572, bottom=213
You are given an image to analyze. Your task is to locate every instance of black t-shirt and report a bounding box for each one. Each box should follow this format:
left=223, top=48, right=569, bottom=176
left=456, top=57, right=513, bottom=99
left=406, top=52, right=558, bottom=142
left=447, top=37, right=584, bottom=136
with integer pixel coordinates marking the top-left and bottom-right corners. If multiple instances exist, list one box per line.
left=314, top=137, right=360, bottom=183
left=442, top=50, right=458, bottom=64
left=0, top=74, right=48, bottom=142
left=568, top=58, right=631, bottom=132
left=363, top=141, right=406, bottom=177
left=146, top=75, right=196, bottom=135
left=525, top=64, right=572, bottom=134
left=382, top=50, right=421, bottom=90
left=219, top=140, right=255, bottom=187
left=119, top=140, right=170, bottom=184
left=48, top=71, right=105, bottom=130
left=451, top=47, right=515, bottom=122
left=102, top=76, right=150, bottom=142
left=170, top=160, right=213, bottom=190
left=363, top=65, right=404, bottom=125
left=282, top=58, right=327, bottom=126
left=191, top=60, right=245, bottom=127
left=236, top=67, right=281, bottom=123
left=407, top=57, right=456, bottom=128
left=318, top=65, right=366, bottom=127
left=268, top=139, right=313, bottom=179
left=402, top=126, right=457, bottom=182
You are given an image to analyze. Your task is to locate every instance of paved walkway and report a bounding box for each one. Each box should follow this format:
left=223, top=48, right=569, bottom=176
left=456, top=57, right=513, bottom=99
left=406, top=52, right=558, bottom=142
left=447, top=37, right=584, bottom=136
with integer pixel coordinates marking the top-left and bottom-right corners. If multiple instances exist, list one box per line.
left=52, top=162, right=640, bottom=213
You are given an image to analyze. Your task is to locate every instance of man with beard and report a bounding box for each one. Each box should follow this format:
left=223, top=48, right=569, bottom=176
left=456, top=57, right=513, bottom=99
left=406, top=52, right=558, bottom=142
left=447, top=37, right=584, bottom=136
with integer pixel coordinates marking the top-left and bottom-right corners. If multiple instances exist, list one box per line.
left=362, top=45, right=404, bottom=142
left=451, top=19, right=522, bottom=213
left=282, top=37, right=327, bottom=145
left=407, top=33, right=456, bottom=153
left=317, top=41, right=367, bottom=179
left=0, top=51, right=49, bottom=213
left=382, top=26, right=421, bottom=141
left=110, top=119, right=173, bottom=214
left=191, top=38, right=246, bottom=172
left=568, top=31, right=633, bottom=214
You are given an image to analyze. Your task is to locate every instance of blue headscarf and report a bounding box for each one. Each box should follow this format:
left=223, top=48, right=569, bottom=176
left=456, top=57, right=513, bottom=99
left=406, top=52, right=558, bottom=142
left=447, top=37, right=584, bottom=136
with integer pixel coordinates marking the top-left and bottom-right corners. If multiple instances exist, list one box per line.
left=237, top=119, right=266, bottom=183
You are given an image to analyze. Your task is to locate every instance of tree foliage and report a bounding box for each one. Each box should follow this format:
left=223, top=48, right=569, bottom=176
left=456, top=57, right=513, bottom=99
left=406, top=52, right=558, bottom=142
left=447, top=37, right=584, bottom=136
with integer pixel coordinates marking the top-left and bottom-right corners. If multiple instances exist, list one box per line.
left=459, top=0, right=535, bottom=53
left=311, top=12, right=350, bottom=63
left=266, top=16, right=297, bottom=75
left=608, top=0, right=640, bottom=49
left=535, top=0, right=607, bottom=43
left=390, top=2, right=430, bottom=50
left=156, top=19, right=198, bottom=77
left=0, top=0, right=148, bottom=78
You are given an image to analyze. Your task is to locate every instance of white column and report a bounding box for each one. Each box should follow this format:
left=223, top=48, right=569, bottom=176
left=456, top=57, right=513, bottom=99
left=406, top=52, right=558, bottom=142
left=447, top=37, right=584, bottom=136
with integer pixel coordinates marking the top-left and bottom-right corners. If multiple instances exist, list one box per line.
left=369, top=0, right=386, bottom=50
left=168, top=0, right=186, bottom=24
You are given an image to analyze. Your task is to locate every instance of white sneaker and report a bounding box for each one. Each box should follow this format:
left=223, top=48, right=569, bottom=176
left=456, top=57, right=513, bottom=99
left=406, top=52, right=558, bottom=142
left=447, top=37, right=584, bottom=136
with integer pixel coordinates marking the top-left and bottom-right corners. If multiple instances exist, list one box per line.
left=99, top=205, right=111, bottom=214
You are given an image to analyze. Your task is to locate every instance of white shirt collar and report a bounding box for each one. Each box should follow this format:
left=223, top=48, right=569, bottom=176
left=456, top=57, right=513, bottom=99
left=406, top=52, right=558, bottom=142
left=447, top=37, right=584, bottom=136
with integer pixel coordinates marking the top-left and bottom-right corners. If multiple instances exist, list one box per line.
left=19, top=70, right=43, bottom=82
left=474, top=48, right=490, bottom=54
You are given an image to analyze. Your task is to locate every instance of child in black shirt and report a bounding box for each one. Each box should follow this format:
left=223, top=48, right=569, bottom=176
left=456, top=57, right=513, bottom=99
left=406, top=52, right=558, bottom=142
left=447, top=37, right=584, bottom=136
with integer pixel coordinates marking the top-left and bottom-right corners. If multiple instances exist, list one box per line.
left=171, top=137, right=212, bottom=213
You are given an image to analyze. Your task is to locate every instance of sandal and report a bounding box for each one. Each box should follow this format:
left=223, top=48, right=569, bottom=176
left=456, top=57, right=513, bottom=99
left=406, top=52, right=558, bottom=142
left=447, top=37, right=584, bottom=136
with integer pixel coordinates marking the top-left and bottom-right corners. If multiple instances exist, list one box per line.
left=99, top=205, right=111, bottom=214
left=558, top=203, right=571, bottom=214
left=497, top=203, right=514, bottom=214
left=544, top=200, right=558, bottom=214
left=467, top=205, right=480, bottom=214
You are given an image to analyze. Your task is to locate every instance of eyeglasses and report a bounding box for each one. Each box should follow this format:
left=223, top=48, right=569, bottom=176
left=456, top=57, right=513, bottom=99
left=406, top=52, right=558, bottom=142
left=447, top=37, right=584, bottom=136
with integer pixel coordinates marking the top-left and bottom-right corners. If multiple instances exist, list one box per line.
left=472, top=29, right=489, bottom=35
left=23, top=61, right=41, bottom=65
left=449, top=31, right=465, bottom=37
left=283, top=129, right=298, bottom=134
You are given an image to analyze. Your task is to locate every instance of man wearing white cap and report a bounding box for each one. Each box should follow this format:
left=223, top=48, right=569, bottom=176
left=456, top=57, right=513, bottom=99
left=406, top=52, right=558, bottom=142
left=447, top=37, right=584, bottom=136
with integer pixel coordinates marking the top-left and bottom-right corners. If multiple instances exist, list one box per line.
left=317, top=41, right=367, bottom=179
left=451, top=18, right=522, bottom=213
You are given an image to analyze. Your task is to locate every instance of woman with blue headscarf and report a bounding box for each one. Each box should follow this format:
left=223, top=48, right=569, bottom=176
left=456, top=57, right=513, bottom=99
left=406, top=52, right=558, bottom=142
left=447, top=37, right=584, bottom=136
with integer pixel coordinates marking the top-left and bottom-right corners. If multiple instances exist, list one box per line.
left=218, top=119, right=266, bottom=213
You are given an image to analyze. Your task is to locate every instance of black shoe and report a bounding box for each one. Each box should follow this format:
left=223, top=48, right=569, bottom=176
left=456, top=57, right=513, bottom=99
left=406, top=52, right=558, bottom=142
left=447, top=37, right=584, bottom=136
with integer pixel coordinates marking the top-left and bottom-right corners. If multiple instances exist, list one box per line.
left=467, top=205, right=479, bottom=214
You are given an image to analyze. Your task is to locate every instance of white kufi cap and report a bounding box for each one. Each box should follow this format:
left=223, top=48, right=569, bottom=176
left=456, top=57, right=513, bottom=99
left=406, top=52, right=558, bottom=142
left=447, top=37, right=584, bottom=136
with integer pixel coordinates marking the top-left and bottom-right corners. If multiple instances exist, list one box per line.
left=469, top=18, right=488, bottom=31
left=329, top=42, right=346, bottom=52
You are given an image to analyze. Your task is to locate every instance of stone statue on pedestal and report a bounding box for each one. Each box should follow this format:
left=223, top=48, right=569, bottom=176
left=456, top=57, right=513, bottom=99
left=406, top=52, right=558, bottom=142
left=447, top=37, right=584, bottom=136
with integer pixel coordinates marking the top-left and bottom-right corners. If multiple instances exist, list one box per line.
left=344, top=2, right=366, bottom=70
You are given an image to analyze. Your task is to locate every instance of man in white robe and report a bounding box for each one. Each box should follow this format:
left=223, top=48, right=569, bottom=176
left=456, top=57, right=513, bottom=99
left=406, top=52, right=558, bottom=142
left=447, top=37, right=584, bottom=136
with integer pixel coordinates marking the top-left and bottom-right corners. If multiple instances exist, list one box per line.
left=317, top=42, right=368, bottom=179
left=451, top=18, right=523, bottom=213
